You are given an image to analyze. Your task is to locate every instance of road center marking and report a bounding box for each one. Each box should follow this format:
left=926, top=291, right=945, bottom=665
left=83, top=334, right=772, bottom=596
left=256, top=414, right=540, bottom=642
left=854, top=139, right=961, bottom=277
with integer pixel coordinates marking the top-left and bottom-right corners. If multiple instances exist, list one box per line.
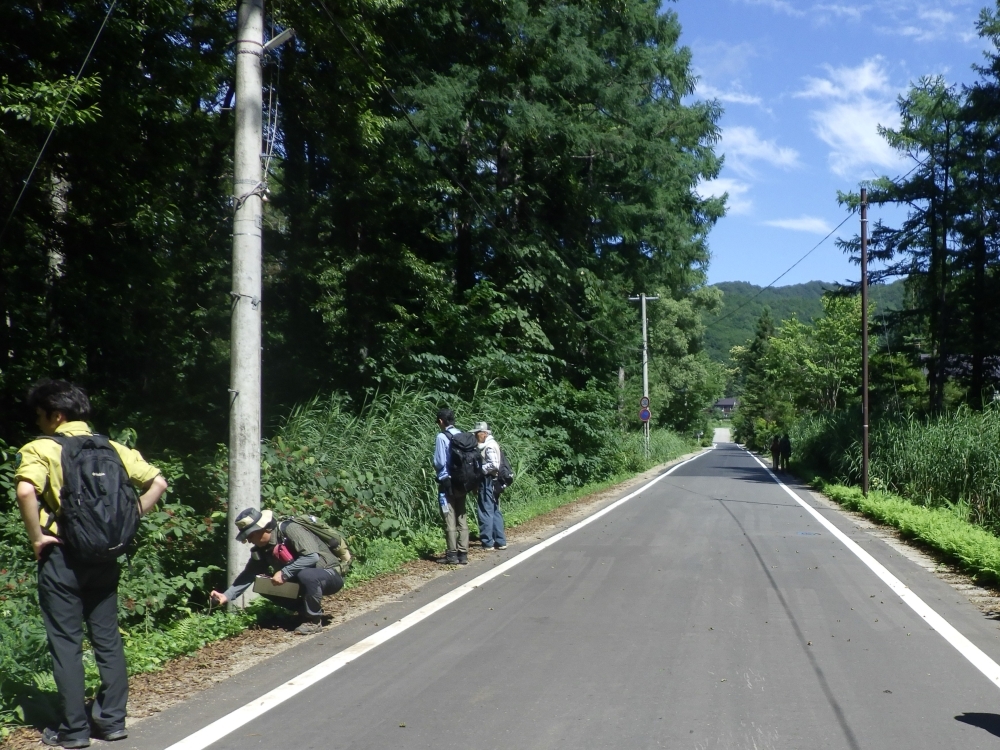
left=744, top=448, right=1000, bottom=691
left=162, top=448, right=713, bottom=750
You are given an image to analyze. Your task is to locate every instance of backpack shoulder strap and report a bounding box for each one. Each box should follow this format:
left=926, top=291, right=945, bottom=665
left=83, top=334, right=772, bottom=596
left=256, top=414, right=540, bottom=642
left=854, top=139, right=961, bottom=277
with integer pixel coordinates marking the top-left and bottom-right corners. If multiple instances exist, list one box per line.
left=277, top=518, right=293, bottom=541
left=36, top=434, right=69, bottom=446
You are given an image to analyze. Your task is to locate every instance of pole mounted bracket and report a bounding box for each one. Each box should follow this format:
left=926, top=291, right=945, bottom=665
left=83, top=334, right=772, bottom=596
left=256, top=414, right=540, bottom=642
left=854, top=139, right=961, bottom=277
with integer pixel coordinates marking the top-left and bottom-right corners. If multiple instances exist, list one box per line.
left=230, top=291, right=261, bottom=310
left=233, top=181, right=268, bottom=212
left=263, top=28, right=296, bottom=53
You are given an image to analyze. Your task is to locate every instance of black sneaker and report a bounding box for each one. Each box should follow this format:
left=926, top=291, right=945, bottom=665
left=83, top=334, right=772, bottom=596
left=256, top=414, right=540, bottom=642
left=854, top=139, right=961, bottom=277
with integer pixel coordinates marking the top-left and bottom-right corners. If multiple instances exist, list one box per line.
left=94, top=729, right=128, bottom=742
left=457, top=552, right=468, bottom=565
left=42, top=729, right=91, bottom=749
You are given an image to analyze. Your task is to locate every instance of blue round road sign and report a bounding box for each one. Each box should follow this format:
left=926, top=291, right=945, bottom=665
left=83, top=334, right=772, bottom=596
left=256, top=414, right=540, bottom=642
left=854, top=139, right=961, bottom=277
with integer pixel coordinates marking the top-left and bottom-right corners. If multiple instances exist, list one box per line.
left=639, top=408, right=651, bottom=422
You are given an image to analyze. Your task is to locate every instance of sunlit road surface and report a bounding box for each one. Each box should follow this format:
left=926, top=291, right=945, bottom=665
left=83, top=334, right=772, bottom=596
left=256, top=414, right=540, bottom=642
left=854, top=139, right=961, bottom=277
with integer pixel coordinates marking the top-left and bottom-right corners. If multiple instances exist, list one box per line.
left=128, top=436, right=1000, bottom=750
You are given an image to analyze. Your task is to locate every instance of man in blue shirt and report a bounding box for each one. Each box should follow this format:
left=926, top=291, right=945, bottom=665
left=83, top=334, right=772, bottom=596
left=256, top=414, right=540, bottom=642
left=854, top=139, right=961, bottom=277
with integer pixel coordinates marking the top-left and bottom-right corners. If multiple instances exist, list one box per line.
left=434, top=408, right=469, bottom=565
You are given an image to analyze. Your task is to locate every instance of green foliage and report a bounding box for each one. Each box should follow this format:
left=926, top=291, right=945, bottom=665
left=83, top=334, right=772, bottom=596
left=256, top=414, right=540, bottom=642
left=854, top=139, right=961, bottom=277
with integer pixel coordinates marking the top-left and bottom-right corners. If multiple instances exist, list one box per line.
left=731, top=296, right=866, bottom=449
left=704, top=280, right=905, bottom=365
left=792, top=406, right=1000, bottom=533
left=815, top=481, right=1000, bottom=589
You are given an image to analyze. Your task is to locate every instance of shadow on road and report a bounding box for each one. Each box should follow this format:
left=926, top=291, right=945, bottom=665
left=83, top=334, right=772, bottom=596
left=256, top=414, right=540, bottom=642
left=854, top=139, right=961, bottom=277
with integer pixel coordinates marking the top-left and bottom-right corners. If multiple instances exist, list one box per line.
left=716, top=499, right=862, bottom=750
left=955, top=713, right=1000, bottom=738
left=677, top=467, right=785, bottom=485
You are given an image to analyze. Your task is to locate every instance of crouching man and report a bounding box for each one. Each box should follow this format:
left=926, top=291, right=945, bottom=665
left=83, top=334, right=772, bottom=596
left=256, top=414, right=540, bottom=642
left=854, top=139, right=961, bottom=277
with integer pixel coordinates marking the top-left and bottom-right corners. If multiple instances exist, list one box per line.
left=210, top=508, right=351, bottom=635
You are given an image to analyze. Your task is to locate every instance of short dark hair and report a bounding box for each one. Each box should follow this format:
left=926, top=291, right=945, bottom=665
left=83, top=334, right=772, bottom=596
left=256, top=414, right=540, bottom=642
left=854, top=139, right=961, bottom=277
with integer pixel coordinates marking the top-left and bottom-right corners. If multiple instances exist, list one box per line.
left=436, top=407, right=455, bottom=426
left=27, top=380, right=91, bottom=422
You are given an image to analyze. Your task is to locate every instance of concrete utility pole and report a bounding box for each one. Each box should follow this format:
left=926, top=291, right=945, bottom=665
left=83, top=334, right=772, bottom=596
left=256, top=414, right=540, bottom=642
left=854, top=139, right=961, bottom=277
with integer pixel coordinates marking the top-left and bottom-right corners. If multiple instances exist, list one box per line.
left=228, top=0, right=265, bottom=605
left=629, top=293, right=659, bottom=454
left=860, top=188, right=870, bottom=497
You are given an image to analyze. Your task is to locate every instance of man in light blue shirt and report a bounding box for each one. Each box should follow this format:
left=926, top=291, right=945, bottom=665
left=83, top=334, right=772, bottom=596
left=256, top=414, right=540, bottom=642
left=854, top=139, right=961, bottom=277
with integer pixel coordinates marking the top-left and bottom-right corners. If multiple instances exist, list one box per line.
left=434, top=407, right=469, bottom=565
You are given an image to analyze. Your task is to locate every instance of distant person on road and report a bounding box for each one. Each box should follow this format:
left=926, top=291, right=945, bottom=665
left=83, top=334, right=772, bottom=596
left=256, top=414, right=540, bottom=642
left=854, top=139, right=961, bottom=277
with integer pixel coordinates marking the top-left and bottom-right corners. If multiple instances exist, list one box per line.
left=210, top=508, right=351, bottom=635
left=769, top=435, right=780, bottom=470
left=433, top=408, right=480, bottom=565
left=15, top=380, right=168, bottom=748
left=473, top=422, right=507, bottom=551
left=779, top=433, right=792, bottom=472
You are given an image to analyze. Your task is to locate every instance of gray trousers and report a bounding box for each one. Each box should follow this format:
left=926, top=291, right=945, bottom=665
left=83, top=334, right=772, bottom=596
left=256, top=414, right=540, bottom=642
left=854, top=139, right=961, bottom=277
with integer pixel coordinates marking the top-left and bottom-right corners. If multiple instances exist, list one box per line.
left=441, top=491, right=469, bottom=554
left=37, top=545, right=128, bottom=739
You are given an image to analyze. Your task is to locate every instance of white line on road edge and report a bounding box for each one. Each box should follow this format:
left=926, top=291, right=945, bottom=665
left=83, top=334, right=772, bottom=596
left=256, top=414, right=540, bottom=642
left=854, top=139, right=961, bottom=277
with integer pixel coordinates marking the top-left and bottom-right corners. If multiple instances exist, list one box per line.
left=162, top=448, right=714, bottom=750
left=744, top=448, right=1000, bottom=691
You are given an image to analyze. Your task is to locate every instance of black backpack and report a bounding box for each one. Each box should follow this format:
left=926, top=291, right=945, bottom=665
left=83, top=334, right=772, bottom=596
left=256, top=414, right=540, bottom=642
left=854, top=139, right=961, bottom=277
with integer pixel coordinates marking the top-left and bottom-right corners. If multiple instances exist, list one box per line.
left=43, top=434, right=140, bottom=563
left=496, top=448, right=515, bottom=496
left=446, top=430, right=483, bottom=494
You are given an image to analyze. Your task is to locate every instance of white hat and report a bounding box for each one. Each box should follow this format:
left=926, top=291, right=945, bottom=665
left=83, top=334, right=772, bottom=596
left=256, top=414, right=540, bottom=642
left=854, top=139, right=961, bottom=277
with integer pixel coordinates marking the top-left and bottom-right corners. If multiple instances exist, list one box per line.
left=472, top=421, right=490, bottom=434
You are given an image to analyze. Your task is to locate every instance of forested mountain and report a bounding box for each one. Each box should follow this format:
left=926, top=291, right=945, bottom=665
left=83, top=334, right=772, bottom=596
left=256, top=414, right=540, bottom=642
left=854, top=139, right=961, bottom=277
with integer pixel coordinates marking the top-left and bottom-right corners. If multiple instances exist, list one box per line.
left=704, top=279, right=906, bottom=363
left=0, top=0, right=725, bottom=451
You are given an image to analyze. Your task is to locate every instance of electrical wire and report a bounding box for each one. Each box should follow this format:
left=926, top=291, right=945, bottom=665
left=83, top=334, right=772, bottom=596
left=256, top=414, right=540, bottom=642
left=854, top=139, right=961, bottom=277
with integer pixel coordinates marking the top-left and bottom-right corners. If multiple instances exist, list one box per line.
left=705, top=211, right=855, bottom=331
left=263, top=7, right=283, bottom=179
left=312, top=0, right=643, bottom=352
left=0, top=0, right=118, bottom=248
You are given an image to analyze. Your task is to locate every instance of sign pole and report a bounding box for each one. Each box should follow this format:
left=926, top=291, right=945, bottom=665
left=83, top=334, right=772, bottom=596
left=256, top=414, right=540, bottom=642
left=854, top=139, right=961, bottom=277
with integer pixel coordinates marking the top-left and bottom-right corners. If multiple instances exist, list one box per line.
left=861, top=187, right=870, bottom=497
left=629, top=293, right=659, bottom=457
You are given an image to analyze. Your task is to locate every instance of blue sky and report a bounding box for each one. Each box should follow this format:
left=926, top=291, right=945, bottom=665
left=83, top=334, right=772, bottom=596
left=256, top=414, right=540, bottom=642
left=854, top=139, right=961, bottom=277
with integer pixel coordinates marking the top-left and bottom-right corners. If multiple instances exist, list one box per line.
left=678, top=0, right=991, bottom=286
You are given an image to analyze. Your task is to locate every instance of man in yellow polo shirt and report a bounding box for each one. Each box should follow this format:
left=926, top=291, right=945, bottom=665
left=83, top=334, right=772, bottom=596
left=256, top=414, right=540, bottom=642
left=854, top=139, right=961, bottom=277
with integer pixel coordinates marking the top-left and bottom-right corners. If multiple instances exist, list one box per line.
left=15, top=380, right=168, bottom=749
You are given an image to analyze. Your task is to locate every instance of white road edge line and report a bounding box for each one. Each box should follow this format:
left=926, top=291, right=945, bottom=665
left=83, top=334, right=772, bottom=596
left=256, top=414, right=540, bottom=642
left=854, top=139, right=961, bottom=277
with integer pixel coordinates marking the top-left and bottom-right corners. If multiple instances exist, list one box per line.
left=162, top=448, right=715, bottom=750
left=744, top=448, right=1000, bottom=691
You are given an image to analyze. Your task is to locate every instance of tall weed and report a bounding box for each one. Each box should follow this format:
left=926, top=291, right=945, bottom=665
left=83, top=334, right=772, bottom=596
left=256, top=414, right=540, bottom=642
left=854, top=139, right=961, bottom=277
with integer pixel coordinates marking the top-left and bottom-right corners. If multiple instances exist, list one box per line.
left=792, top=406, right=1000, bottom=530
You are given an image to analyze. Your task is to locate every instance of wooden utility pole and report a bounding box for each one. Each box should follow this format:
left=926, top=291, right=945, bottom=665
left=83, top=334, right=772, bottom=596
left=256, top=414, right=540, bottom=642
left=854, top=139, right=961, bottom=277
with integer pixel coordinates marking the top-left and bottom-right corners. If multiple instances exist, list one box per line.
left=629, top=293, right=659, bottom=455
left=860, top=188, right=870, bottom=497
left=228, top=0, right=264, bottom=604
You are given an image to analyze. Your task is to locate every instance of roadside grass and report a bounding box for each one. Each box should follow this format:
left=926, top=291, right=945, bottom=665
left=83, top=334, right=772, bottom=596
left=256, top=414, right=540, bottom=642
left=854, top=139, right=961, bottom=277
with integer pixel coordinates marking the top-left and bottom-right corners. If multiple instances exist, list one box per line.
left=797, top=467, right=1000, bottom=589
left=337, top=443, right=702, bottom=589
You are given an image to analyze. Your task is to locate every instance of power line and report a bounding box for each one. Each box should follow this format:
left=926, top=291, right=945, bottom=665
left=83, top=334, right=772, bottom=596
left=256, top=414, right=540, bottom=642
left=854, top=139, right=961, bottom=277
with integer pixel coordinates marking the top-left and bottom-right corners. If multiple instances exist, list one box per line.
left=0, top=0, right=118, bottom=248
left=705, top=211, right=855, bottom=331
left=312, top=0, right=642, bottom=352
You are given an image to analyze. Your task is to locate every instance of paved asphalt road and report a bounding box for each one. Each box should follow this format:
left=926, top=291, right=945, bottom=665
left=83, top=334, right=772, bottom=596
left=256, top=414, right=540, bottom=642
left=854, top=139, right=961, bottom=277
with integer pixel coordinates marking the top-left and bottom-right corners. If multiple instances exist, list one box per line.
left=128, top=436, right=1000, bottom=750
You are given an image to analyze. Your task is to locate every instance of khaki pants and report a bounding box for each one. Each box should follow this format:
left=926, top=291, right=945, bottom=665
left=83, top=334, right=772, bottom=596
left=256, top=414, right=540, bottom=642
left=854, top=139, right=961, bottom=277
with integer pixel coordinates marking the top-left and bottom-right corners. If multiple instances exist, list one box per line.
left=442, top=491, right=469, bottom=554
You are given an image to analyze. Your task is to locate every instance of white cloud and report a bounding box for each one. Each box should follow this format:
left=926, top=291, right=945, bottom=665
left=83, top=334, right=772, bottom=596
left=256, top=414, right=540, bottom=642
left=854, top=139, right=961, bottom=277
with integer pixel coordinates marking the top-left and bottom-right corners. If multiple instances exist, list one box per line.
left=698, top=178, right=754, bottom=215
left=691, top=41, right=760, bottom=81
left=872, top=1, right=979, bottom=45
left=698, top=83, right=765, bottom=108
left=763, top=215, right=834, bottom=234
left=722, top=126, right=801, bottom=176
left=797, top=57, right=893, bottom=100
left=812, top=4, right=865, bottom=21
left=795, top=57, right=905, bottom=177
left=739, top=0, right=805, bottom=16
left=736, top=1, right=977, bottom=44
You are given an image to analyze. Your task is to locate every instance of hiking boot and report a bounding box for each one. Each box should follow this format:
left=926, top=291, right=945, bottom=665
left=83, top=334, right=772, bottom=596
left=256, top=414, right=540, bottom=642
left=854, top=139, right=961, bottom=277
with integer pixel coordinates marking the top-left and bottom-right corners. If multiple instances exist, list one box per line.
left=457, top=552, right=468, bottom=565
left=293, top=620, right=324, bottom=635
left=438, top=553, right=460, bottom=565
left=93, top=729, right=128, bottom=742
left=41, top=729, right=90, bottom=749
